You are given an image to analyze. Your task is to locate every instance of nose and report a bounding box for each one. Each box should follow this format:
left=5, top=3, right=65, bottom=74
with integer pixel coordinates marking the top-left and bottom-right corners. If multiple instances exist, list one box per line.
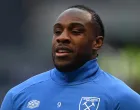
left=56, top=30, right=71, bottom=44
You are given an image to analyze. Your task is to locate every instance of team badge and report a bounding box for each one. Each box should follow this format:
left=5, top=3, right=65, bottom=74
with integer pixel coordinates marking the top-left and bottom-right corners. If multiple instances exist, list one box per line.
left=79, top=97, right=100, bottom=110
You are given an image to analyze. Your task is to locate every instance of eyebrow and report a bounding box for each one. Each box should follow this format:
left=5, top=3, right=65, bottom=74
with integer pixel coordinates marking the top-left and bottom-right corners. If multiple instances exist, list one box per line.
left=69, top=23, right=85, bottom=28
left=53, top=23, right=62, bottom=28
left=53, top=22, right=85, bottom=28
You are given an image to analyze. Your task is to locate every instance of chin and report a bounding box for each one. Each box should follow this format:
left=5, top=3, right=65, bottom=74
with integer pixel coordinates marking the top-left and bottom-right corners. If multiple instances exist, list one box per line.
left=54, top=60, right=75, bottom=72
left=54, top=59, right=87, bottom=72
left=52, top=53, right=91, bottom=72
left=52, top=53, right=76, bottom=72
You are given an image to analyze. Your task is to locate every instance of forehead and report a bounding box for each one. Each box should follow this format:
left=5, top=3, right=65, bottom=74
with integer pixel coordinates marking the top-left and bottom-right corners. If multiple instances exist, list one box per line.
left=54, top=8, right=92, bottom=26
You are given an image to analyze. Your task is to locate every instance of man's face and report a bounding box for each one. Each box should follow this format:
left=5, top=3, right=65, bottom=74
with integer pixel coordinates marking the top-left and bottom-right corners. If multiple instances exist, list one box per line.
left=52, top=8, right=96, bottom=72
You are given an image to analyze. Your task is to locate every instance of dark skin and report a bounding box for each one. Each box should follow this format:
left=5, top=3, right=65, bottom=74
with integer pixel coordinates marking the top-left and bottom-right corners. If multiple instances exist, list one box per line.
left=52, top=8, right=103, bottom=72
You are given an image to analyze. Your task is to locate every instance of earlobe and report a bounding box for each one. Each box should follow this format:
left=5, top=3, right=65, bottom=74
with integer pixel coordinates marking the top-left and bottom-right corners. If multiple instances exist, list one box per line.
left=92, top=36, right=103, bottom=50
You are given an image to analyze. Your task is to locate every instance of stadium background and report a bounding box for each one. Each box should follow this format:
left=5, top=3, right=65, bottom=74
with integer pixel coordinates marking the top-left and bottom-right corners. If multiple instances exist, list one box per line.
left=0, top=0, right=140, bottom=104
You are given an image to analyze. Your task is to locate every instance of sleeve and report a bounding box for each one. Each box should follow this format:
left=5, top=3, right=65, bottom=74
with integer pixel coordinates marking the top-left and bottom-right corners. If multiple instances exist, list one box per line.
left=118, top=91, right=140, bottom=110
left=0, top=90, right=14, bottom=110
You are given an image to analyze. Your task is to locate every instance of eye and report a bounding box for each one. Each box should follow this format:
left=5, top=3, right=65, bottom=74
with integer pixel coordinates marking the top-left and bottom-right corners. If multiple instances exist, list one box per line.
left=54, top=29, right=62, bottom=36
left=71, top=30, right=81, bottom=35
left=71, top=29, right=84, bottom=35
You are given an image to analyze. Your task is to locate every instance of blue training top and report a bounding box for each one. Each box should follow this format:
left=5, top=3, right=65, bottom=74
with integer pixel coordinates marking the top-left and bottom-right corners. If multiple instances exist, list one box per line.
left=1, top=58, right=140, bottom=110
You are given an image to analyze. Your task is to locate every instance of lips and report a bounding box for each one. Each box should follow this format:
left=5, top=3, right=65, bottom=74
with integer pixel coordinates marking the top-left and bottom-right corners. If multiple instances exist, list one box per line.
left=56, top=47, right=72, bottom=53
left=55, top=46, right=73, bottom=57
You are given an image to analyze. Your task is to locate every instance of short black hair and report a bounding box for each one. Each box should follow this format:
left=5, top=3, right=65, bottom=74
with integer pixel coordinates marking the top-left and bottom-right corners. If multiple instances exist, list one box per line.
left=68, top=5, right=105, bottom=38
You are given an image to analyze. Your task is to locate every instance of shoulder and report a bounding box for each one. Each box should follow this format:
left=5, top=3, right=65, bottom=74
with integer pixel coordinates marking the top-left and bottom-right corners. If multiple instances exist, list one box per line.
left=114, top=81, right=140, bottom=109
left=8, top=69, right=53, bottom=98
left=97, top=70, right=140, bottom=109
left=97, top=70, right=137, bottom=93
left=98, top=70, right=140, bottom=98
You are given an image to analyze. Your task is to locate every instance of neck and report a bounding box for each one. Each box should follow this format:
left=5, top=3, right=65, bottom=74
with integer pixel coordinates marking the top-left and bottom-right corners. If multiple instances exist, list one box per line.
left=51, top=58, right=100, bottom=85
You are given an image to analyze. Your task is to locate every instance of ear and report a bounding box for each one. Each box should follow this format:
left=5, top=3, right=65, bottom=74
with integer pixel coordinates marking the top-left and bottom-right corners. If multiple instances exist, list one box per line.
left=92, top=36, right=103, bottom=50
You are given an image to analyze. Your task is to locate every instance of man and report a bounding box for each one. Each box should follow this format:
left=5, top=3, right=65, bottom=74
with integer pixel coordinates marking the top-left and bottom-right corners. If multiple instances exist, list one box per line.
left=1, top=5, right=140, bottom=110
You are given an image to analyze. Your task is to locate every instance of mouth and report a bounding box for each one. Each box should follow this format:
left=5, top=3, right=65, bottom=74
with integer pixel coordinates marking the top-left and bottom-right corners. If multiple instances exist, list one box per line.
left=55, top=47, right=73, bottom=57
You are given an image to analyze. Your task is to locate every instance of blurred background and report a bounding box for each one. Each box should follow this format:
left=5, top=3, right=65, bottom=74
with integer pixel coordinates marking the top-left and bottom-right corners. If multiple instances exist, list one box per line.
left=0, top=0, right=140, bottom=104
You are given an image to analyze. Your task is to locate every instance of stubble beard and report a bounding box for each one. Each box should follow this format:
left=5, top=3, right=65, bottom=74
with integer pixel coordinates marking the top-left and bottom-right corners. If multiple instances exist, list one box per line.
left=52, top=52, right=92, bottom=72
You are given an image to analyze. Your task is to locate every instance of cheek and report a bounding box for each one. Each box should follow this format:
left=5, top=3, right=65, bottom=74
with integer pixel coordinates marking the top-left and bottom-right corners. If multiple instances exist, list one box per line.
left=52, top=38, right=56, bottom=48
left=52, top=37, right=55, bottom=44
left=76, top=40, right=92, bottom=54
left=51, top=44, right=56, bottom=55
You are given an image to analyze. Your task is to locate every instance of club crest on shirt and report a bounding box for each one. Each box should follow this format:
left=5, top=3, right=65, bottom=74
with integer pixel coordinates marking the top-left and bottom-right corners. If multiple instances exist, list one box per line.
left=79, top=97, right=100, bottom=110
